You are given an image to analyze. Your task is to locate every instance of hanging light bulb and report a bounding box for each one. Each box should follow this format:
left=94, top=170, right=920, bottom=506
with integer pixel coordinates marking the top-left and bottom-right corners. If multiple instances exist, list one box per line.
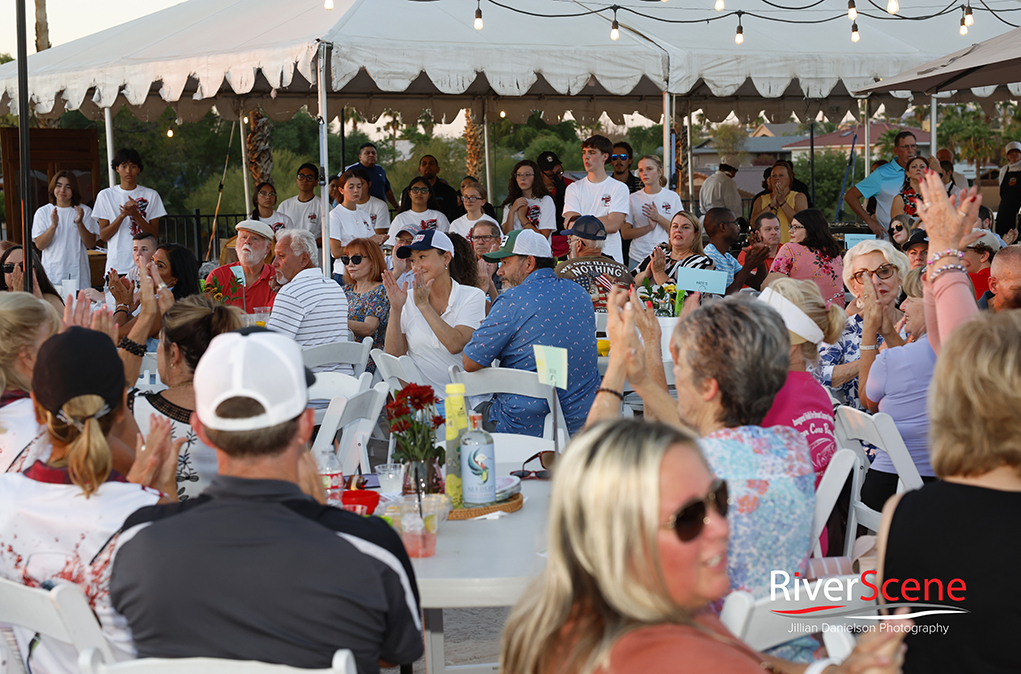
left=166, top=128, right=174, bottom=138
left=886, top=0, right=899, bottom=14
left=610, top=19, right=620, bottom=40
left=243, top=115, right=249, bottom=124
left=324, top=0, right=333, bottom=9
left=851, top=21, right=860, bottom=41
left=847, top=0, right=857, bottom=20
left=964, top=3, right=974, bottom=25
left=735, top=14, right=744, bottom=44
left=960, top=15, right=968, bottom=34
left=474, top=2, right=483, bottom=30
left=715, top=0, right=725, bottom=11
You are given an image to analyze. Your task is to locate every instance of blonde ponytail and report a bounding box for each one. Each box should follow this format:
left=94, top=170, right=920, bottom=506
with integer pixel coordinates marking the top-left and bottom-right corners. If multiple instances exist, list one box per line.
left=41, top=394, right=116, bottom=497
left=767, top=277, right=846, bottom=363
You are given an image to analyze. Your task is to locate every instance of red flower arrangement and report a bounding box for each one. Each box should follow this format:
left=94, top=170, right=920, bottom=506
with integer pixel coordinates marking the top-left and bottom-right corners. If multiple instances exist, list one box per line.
left=385, top=383, right=445, bottom=464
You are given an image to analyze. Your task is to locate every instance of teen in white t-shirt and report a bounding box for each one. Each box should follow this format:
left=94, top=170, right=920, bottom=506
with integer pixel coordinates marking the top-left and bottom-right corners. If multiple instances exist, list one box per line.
left=386, top=177, right=450, bottom=243
left=358, top=196, right=391, bottom=234
left=623, top=156, right=683, bottom=267
left=32, top=172, right=100, bottom=287
left=93, top=150, right=166, bottom=275
left=330, top=173, right=386, bottom=278
left=277, top=163, right=324, bottom=241
left=449, top=181, right=499, bottom=239
left=563, top=138, right=630, bottom=264
left=500, top=160, right=556, bottom=237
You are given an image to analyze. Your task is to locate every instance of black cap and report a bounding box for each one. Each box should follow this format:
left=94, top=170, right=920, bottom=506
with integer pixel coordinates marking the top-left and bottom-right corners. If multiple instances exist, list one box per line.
left=563, top=215, right=607, bottom=241
left=537, top=151, right=562, bottom=172
left=33, top=327, right=124, bottom=415
left=904, top=229, right=929, bottom=250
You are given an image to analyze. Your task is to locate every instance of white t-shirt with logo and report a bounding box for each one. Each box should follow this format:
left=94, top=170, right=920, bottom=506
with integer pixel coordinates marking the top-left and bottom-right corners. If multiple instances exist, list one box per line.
left=0, top=398, right=44, bottom=474
left=256, top=209, right=293, bottom=234
left=31, top=203, right=100, bottom=286
left=449, top=213, right=499, bottom=239
left=563, top=177, right=630, bottom=263
left=329, top=205, right=375, bottom=275
left=627, top=189, right=684, bottom=264
left=501, top=195, right=556, bottom=233
left=357, top=197, right=391, bottom=233
left=277, top=195, right=323, bottom=237
left=387, top=209, right=450, bottom=244
left=92, top=184, right=167, bottom=274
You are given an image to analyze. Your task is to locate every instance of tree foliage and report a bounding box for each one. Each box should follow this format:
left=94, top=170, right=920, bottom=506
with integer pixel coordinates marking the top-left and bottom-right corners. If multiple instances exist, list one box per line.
left=794, top=149, right=865, bottom=222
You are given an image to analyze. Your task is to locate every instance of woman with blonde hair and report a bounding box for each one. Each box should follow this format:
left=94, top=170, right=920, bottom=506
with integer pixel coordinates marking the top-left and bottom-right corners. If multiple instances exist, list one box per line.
left=750, top=161, right=809, bottom=243
left=632, top=211, right=713, bottom=287
left=0, top=326, right=178, bottom=674
left=622, top=155, right=683, bottom=268
left=760, top=278, right=846, bottom=485
left=0, top=292, right=61, bottom=472
left=502, top=420, right=908, bottom=674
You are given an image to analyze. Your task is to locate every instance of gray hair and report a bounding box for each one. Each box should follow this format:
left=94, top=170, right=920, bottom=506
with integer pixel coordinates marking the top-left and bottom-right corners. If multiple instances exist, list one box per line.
left=671, top=296, right=790, bottom=427
left=842, top=239, right=909, bottom=289
left=276, top=228, right=318, bottom=261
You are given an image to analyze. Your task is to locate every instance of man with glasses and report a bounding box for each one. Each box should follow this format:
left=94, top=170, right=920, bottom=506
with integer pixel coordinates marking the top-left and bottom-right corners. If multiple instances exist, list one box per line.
left=610, top=142, right=642, bottom=194
left=278, top=163, right=324, bottom=248
left=699, top=155, right=742, bottom=218
left=346, top=142, right=398, bottom=209
left=470, top=219, right=503, bottom=302
left=844, top=131, right=920, bottom=239
left=703, top=207, right=770, bottom=294
left=562, top=135, right=630, bottom=264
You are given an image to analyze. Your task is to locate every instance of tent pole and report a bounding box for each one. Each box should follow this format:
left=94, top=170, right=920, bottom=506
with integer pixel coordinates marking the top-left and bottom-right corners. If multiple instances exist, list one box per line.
left=239, top=111, right=251, bottom=215
left=810, top=121, right=816, bottom=207
left=483, top=103, right=493, bottom=202
left=104, top=107, right=116, bottom=187
left=863, top=99, right=871, bottom=178
left=686, top=101, right=694, bottom=211
left=930, top=96, right=938, bottom=157
left=16, top=0, right=33, bottom=285
left=662, top=91, right=670, bottom=176
left=317, top=41, right=331, bottom=277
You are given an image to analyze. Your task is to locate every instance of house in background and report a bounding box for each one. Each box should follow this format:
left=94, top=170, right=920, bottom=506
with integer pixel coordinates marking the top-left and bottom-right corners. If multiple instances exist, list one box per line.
left=783, top=123, right=930, bottom=162
left=693, top=133, right=808, bottom=172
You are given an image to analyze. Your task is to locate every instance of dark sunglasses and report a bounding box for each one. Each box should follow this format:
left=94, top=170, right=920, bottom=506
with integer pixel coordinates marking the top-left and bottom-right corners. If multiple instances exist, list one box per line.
left=891, top=225, right=905, bottom=233
left=610, top=154, right=629, bottom=161
left=664, top=479, right=728, bottom=543
left=851, top=263, right=896, bottom=285
left=340, top=255, right=364, bottom=265
left=510, top=450, right=556, bottom=480
left=2, top=264, right=15, bottom=274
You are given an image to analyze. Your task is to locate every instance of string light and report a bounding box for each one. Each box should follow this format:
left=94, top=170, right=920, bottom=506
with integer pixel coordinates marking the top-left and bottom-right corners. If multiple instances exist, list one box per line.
left=960, top=7, right=969, bottom=32
left=610, top=8, right=620, bottom=40
left=166, top=127, right=174, bottom=138
left=474, top=1, right=483, bottom=30
left=964, top=3, right=974, bottom=25
left=851, top=21, right=860, bottom=41
left=847, top=0, right=857, bottom=20
left=735, top=12, right=744, bottom=43
left=324, top=0, right=333, bottom=9
left=243, top=115, right=249, bottom=124
left=715, top=0, right=725, bottom=11
left=887, top=0, right=899, bottom=14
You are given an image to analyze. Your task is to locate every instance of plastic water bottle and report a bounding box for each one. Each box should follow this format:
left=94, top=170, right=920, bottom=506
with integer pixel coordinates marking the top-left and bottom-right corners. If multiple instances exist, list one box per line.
left=460, top=413, right=496, bottom=506
left=445, top=383, right=469, bottom=509
left=316, top=448, right=344, bottom=506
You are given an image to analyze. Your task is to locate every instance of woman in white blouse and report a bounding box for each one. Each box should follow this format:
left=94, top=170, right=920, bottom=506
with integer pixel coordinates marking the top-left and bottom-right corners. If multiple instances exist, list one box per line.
left=382, top=230, right=485, bottom=398
left=31, top=170, right=100, bottom=288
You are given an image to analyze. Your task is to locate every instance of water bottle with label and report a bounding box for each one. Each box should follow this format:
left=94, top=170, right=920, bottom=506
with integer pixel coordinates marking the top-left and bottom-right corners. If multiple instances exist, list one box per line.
left=445, top=383, right=469, bottom=509
left=315, top=448, right=344, bottom=506
left=460, top=413, right=496, bottom=506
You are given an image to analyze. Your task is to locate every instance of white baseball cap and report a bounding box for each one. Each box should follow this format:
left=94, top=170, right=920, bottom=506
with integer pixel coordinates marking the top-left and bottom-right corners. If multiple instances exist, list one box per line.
left=1005, top=141, right=1021, bottom=154
left=236, top=219, right=275, bottom=241
left=195, top=329, right=314, bottom=432
left=482, top=229, right=553, bottom=262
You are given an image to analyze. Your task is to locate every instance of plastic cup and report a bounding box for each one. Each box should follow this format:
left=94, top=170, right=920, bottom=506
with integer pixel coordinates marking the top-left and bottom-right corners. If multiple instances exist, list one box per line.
left=375, top=463, right=405, bottom=494
left=597, top=338, right=611, bottom=357
left=253, top=306, right=271, bottom=327
left=398, top=495, right=451, bottom=558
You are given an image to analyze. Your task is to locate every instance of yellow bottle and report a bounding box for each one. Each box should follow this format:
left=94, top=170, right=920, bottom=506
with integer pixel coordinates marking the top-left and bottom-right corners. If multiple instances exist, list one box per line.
left=444, top=383, right=469, bottom=509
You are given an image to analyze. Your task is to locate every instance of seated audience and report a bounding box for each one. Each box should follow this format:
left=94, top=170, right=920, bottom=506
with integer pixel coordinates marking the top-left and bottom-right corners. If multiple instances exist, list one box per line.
left=765, top=208, right=845, bottom=308
left=267, top=229, right=351, bottom=373
left=859, top=267, right=938, bottom=511
left=450, top=175, right=498, bottom=222
left=204, top=220, right=277, bottom=312
left=382, top=230, right=485, bottom=398
left=632, top=211, right=713, bottom=287
left=0, top=327, right=176, bottom=674
left=903, top=229, right=929, bottom=270
left=250, top=180, right=293, bottom=233
left=109, top=330, right=423, bottom=673
left=555, top=216, right=634, bottom=312
left=622, top=155, right=681, bottom=269
left=738, top=212, right=782, bottom=288
left=501, top=160, right=556, bottom=238
left=470, top=220, right=502, bottom=302
left=749, top=161, right=809, bottom=243
left=0, top=245, right=65, bottom=312
left=32, top=170, right=100, bottom=289
left=888, top=214, right=914, bottom=250
left=450, top=181, right=499, bottom=239
left=703, top=208, right=770, bottom=293
left=980, top=244, right=1021, bottom=311
left=813, top=239, right=907, bottom=413
left=342, top=238, right=390, bottom=372
left=329, top=169, right=384, bottom=284
left=463, top=230, right=599, bottom=436
left=502, top=420, right=908, bottom=674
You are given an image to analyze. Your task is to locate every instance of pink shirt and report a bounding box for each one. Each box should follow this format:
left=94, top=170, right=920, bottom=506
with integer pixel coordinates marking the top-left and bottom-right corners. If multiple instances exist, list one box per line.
left=762, top=370, right=836, bottom=486
left=770, top=242, right=846, bottom=308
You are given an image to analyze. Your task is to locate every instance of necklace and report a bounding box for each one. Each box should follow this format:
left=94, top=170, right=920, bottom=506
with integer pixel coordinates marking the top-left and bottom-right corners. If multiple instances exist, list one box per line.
left=164, top=380, right=193, bottom=391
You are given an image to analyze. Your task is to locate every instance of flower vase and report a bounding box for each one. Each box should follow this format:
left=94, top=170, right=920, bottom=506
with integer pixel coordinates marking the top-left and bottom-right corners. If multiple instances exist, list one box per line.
left=657, top=316, right=681, bottom=355
left=403, top=459, right=444, bottom=495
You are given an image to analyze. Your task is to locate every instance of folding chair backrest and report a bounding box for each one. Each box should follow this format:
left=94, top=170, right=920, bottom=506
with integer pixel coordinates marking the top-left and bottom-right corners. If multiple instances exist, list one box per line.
left=448, top=365, right=569, bottom=443
left=303, top=337, right=373, bottom=377
left=78, top=647, right=357, bottom=674
left=489, top=433, right=558, bottom=466
left=311, top=383, right=389, bottom=475
left=834, top=406, right=923, bottom=491
left=811, top=448, right=857, bottom=557
left=370, top=349, right=427, bottom=391
left=307, top=372, right=372, bottom=403
left=0, top=578, right=114, bottom=663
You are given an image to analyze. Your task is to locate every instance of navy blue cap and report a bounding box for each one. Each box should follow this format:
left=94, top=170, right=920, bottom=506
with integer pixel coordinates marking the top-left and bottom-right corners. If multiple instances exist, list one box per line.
left=563, top=215, right=607, bottom=241
left=395, top=229, right=455, bottom=259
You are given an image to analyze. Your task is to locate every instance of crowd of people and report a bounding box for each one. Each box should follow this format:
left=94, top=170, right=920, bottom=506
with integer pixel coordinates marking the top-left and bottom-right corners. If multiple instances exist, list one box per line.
left=0, top=128, right=1019, bottom=674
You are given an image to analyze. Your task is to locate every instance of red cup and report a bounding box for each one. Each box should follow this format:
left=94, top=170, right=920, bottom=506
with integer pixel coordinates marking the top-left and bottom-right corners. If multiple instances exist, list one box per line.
left=342, top=489, right=380, bottom=513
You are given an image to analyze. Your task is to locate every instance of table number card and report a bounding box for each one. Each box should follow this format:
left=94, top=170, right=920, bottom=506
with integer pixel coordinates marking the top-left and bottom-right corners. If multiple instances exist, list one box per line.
left=673, top=267, right=727, bottom=295
left=843, top=233, right=876, bottom=251
left=533, top=344, right=568, bottom=390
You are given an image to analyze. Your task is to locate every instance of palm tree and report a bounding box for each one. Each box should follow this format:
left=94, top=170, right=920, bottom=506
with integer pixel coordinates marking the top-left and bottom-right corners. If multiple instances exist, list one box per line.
left=464, top=108, right=483, bottom=180
left=246, top=108, right=272, bottom=184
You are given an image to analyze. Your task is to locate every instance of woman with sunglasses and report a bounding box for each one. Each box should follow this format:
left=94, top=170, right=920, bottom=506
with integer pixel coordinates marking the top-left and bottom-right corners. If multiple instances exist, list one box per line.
left=329, top=170, right=384, bottom=284
left=890, top=156, right=930, bottom=220
left=590, top=292, right=819, bottom=662
left=250, top=181, right=293, bottom=234
left=814, top=240, right=908, bottom=414
left=887, top=215, right=914, bottom=250
left=342, top=238, right=389, bottom=372
left=502, top=420, right=908, bottom=674
left=387, top=176, right=450, bottom=243
left=0, top=245, right=65, bottom=312
left=501, top=160, right=555, bottom=239
left=765, top=209, right=845, bottom=309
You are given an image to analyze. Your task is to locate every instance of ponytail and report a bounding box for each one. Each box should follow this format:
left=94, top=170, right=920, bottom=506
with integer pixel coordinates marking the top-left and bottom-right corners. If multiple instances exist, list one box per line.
left=40, top=394, right=117, bottom=497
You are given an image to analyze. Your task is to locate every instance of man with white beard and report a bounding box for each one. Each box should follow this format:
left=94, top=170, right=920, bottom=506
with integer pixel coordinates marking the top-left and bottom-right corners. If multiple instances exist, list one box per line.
left=267, top=229, right=351, bottom=373
left=204, top=220, right=278, bottom=312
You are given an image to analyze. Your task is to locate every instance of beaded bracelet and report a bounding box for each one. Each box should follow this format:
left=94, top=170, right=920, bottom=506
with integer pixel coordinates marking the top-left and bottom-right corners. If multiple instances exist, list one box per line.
left=596, top=387, right=624, bottom=401
left=926, top=249, right=965, bottom=266
left=118, top=336, right=146, bottom=357
left=928, top=263, right=967, bottom=283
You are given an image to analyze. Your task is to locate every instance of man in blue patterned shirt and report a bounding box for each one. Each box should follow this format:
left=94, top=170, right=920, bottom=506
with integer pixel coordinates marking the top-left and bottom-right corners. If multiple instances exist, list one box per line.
left=463, top=230, right=600, bottom=436
left=703, top=207, right=769, bottom=294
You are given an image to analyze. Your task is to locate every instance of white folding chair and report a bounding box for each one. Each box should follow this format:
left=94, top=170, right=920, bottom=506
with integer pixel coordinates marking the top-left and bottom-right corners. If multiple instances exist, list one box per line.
left=720, top=575, right=876, bottom=663
left=0, top=577, right=114, bottom=670
left=448, top=365, right=570, bottom=447
left=303, top=337, right=373, bottom=377
left=811, top=449, right=859, bottom=558
left=594, top=312, right=608, bottom=335
left=833, top=406, right=924, bottom=492
left=307, top=372, right=373, bottom=425
left=140, top=352, right=159, bottom=376
left=310, top=383, right=389, bottom=476
left=79, top=647, right=357, bottom=674
left=370, top=349, right=427, bottom=391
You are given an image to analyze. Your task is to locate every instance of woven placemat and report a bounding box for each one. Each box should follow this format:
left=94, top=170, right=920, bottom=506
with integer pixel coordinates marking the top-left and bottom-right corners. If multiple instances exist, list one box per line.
left=449, top=493, right=523, bottom=520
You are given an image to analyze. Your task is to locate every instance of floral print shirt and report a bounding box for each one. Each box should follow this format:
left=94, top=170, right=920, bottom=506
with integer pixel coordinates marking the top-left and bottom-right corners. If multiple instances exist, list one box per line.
left=813, top=313, right=880, bottom=416
left=770, top=242, right=846, bottom=308
left=344, top=283, right=390, bottom=373
left=899, top=184, right=919, bottom=216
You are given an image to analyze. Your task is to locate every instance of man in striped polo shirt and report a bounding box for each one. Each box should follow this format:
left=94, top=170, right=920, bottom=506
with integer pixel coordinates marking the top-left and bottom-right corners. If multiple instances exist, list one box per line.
left=267, top=228, right=352, bottom=373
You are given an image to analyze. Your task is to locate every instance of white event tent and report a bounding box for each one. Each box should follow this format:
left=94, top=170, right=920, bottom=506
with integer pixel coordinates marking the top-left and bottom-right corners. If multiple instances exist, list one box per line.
left=0, top=0, right=1012, bottom=270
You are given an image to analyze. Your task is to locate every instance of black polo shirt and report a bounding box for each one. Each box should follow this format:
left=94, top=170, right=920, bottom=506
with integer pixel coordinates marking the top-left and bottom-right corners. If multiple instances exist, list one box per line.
left=110, top=477, right=422, bottom=674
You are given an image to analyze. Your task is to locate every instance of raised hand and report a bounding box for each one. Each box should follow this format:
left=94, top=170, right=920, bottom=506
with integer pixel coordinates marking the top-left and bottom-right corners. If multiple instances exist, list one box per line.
left=412, top=270, right=433, bottom=308
left=381, top=269, right=408, bottom=311
left=107, top=269, right=132, bottom=306
left=651, top=246, right=667, bottom=274
left=51, top=207, right=60, bottom=228
left=126, top=415, right=184, bottom=499
left=916, top=169, right=983, bottom=253
left=743, top=241, right=771, bottom=268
